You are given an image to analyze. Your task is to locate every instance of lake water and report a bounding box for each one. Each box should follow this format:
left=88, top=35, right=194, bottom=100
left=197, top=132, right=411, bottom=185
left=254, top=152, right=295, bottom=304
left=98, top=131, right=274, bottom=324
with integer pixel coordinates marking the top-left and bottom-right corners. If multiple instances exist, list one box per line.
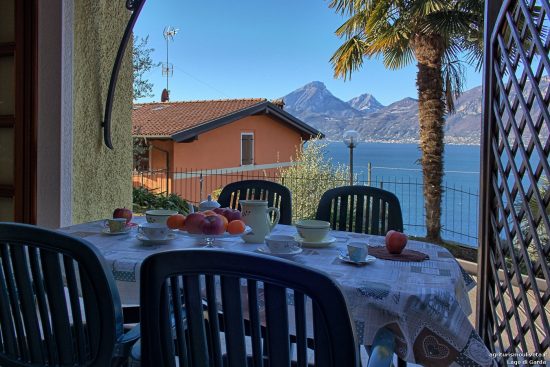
left=324, top=142, right=481, bottom=246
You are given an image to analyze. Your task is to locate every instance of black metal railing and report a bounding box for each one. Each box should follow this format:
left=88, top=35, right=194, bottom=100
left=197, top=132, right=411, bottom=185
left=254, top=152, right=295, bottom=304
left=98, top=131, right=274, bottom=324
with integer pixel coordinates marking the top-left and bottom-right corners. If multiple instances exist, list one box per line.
left=132, top=168, right=480, bottom=246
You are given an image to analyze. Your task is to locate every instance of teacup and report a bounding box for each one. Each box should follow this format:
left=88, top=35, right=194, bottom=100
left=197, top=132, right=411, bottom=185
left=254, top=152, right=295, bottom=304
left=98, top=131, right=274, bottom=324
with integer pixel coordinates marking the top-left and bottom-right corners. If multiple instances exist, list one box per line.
left=104, top=218, right=127, bottom=233
left=347, top=242, right=368, bottom=262
left=295, top=220, right=330, bottom=242
left=265, top=235, right=299, bottom=254
left=138, top=223, right=169, bottom=240
left=145, top=209, right=178, bottom=225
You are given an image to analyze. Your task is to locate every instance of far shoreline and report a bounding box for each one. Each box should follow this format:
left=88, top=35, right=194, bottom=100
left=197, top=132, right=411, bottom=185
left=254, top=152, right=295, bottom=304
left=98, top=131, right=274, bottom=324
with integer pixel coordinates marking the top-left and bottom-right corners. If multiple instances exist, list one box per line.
left=323, top=139, right=480, bottom=146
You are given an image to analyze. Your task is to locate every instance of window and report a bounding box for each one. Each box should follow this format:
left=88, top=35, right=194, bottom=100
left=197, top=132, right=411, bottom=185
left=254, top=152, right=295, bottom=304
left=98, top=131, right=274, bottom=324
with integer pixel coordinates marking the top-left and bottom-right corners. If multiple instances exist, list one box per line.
left=133, top=138, right=149, bottom=171
left=241, top=133, right=254, bottom=165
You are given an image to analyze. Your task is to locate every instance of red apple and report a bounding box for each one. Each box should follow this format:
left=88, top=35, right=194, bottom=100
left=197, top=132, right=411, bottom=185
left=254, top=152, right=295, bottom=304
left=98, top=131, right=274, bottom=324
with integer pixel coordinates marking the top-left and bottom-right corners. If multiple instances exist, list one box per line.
left=184, top=213, right=206, bottom=234
left=200, top=215, right=226, bottom=235
left=113, top=207, right=132, bottom=224
left=223, top=208, right=242, bottom=222
left=385, top=230, right=408, bottom=254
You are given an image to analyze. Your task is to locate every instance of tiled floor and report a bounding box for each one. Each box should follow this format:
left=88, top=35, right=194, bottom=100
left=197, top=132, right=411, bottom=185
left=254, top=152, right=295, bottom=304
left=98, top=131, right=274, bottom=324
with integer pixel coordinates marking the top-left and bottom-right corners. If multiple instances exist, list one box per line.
left=466, top=275, right=543, bottom=355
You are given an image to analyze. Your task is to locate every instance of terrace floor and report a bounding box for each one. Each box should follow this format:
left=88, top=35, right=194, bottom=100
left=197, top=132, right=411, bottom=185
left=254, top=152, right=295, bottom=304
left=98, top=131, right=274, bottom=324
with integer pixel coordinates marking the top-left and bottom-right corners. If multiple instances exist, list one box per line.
left=465, top=277, right=546, bottom=356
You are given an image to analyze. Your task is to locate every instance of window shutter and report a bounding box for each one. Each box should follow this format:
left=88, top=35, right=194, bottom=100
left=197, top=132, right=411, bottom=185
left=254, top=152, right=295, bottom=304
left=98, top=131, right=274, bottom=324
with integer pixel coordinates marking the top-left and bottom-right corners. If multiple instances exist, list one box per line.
left=241, top=135, right=253, bottom=165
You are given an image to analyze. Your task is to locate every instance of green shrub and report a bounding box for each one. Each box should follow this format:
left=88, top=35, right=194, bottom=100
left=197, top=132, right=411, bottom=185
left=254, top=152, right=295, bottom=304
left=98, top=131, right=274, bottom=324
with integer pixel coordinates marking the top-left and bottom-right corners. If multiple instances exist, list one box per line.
left=278, top=137, right=350, bottom=221
left=133, top=186, right=191, bottom=215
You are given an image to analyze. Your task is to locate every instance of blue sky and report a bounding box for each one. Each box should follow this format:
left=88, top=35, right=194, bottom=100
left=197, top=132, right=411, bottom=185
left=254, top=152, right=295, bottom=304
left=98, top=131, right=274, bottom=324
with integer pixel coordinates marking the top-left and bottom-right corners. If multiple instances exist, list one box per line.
left=133, top=0, right=482, bottom=106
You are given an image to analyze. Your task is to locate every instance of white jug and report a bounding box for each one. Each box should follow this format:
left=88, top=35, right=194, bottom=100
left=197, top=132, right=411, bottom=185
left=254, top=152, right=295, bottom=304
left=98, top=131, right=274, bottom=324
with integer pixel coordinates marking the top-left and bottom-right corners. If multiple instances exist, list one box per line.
left=240, top=200, right=280, bottom=243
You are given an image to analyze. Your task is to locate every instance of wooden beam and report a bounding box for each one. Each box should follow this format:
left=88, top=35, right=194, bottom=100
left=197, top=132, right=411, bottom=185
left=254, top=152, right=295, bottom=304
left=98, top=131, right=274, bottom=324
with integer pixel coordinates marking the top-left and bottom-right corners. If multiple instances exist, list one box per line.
left=476, top=0, right=503, bottom=346
left=13, top=0, right=38, bottom=223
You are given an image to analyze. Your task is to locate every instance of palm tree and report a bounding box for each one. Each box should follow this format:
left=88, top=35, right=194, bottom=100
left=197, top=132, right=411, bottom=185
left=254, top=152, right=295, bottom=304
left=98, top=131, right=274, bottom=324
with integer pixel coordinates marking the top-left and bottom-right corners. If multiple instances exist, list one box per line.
left=329, top=0, right=483, bottom=241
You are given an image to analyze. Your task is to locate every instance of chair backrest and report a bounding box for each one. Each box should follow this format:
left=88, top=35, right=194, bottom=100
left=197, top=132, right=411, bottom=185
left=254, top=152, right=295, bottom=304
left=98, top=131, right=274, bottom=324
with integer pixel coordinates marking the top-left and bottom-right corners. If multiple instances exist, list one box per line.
left=217, top=180, right=293, bottom=225
left=139, top=249, right=360, bottom=367
left=0, top=222, right=123, bottom=367
left=316, top=186, right=403, bottom=235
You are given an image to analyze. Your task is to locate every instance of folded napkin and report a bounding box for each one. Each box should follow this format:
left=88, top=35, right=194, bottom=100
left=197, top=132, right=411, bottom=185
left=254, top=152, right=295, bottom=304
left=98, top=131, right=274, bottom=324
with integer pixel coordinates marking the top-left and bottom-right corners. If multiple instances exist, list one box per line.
left=367, top=246, right=429, bottom=262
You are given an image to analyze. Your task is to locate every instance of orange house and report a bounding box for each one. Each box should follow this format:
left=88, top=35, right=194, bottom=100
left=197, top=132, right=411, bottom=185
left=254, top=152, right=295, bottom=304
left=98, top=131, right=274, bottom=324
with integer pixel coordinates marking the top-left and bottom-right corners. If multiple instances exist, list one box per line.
left=132, top=99, right=322, bottom=203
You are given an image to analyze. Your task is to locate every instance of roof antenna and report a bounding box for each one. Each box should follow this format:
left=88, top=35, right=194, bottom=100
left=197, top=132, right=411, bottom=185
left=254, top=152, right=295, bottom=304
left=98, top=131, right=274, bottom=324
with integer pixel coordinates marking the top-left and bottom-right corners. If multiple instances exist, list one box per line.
left=162, top=26, right=178, bottom=99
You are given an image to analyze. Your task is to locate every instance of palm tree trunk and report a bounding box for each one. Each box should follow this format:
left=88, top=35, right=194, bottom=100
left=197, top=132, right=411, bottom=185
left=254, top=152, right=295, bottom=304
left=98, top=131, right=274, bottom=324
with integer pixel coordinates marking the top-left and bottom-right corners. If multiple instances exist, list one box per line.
left=413, top=34, right=445, bottom=242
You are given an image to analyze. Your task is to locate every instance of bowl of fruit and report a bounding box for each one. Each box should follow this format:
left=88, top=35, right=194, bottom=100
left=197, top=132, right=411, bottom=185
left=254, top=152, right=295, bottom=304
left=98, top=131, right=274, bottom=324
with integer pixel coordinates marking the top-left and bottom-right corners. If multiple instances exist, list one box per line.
left=166, top=208, right=250, bottom=247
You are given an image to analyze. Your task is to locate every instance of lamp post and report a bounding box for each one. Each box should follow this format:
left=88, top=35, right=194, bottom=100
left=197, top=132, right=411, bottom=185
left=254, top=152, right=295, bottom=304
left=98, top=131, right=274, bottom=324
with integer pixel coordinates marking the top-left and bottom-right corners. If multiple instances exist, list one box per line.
left=343, top=130, right=359, bottom=185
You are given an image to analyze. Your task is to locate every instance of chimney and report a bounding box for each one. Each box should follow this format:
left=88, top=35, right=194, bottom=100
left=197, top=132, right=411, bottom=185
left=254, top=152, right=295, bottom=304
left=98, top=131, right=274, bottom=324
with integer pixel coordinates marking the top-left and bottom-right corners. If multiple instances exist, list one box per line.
left=271, top=98, right=285, bottom=110
left=161, top=88, right=170, bottom=102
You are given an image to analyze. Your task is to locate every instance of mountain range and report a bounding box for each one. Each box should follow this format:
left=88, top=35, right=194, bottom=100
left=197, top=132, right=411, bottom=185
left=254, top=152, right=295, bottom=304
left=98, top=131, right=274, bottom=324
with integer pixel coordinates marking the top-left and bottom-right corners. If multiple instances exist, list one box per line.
left=282, top=81, right=484, bottom=144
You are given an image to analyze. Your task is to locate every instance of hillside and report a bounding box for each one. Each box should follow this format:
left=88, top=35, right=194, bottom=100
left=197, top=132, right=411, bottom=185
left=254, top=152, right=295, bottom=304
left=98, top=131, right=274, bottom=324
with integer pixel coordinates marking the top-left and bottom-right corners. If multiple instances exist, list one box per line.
left=283, top=81, right=482, bottom=144
left=283, top=79, right=550, bottom=145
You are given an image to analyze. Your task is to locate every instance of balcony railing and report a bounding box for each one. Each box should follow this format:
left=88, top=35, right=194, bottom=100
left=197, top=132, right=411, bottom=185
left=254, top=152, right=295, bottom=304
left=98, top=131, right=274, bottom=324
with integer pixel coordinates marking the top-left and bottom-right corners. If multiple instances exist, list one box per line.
left=132, top=168, right=480, bottom=247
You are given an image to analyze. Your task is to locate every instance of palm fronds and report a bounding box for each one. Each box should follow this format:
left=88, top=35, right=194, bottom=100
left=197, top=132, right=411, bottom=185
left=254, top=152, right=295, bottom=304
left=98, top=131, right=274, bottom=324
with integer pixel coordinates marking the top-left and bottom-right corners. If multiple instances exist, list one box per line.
left=330, top=0, right=485, bottom=89
left=442, top=57, right=466, bottom=113
left=330, top=36, right=368, bottom=80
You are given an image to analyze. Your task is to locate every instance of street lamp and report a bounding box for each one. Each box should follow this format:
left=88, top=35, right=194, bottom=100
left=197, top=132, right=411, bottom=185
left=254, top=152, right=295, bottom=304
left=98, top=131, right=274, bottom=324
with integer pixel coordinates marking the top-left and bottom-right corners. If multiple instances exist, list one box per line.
left=343, top=130, right=360, bottom=185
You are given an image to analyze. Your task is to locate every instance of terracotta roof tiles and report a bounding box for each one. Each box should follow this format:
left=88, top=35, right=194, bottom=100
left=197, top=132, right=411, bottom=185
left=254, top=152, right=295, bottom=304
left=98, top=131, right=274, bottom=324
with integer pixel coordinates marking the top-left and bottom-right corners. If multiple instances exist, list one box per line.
left=132, top=98, right=267, bottom=136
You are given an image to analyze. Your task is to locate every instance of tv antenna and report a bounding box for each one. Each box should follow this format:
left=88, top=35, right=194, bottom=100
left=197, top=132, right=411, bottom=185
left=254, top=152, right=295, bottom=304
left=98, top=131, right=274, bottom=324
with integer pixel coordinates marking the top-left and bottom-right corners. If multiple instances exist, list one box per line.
left=162, top=26, right=179, bottom=93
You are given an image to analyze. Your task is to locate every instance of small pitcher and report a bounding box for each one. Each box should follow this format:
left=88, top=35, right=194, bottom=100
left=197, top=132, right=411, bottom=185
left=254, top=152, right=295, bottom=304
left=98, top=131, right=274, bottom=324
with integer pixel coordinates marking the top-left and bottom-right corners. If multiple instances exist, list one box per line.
left=239, top=200, right=280, bottom=243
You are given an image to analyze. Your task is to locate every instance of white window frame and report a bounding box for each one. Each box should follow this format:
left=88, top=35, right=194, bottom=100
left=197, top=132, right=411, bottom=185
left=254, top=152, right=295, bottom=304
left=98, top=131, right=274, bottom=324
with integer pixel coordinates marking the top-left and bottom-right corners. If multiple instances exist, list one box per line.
left=240, top=132, right=254, bottom=166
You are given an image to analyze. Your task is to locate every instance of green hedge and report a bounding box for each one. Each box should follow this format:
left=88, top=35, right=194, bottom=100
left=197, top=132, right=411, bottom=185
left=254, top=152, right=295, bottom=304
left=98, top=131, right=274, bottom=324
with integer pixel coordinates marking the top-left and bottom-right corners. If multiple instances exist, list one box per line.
left=133, top=187, right=191, bottom=215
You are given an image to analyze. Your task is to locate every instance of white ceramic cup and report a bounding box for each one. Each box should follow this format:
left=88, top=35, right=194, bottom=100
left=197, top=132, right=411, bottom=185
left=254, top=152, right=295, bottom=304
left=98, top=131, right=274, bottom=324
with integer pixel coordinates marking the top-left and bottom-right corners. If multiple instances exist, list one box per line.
left=138, top=223, right=169, bottom=240
left=265, top=234, right=299, bottom=254
left=104, top=218, right=127, bottom=233
left=347, top=242, right=368, bottom=262
left=145, top=209, right=178, bottom=225
left=295, top=220, right=330, bottom=242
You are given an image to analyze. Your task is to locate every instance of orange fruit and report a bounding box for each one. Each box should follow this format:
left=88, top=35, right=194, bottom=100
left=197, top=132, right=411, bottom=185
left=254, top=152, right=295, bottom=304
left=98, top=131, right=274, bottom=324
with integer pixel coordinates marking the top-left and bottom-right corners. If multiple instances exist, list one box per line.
left=217, top=214, right=228, bottom=230
left=227, top=220, right=246, bottom=235
left=166, top=214, right=186, bottom=230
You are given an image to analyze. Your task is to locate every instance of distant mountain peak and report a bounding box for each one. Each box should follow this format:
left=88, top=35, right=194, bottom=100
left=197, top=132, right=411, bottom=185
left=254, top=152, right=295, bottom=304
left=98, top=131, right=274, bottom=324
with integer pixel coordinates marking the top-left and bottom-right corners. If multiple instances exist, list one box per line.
left=347, top=93, right=384, bottom=113
left=304, top=81, right=327, bottom=89
left=282, top=81, right=363, bottom=118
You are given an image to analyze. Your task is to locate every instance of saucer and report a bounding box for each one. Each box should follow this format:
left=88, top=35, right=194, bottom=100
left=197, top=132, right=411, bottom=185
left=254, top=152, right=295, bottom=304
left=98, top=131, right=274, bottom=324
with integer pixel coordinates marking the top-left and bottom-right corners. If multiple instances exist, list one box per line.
left=102, top=227, right=131, bottom=235
left=338, top=254, right=376, bottom=265
left=257, top=246, right=303, bottom=257
left=136, top=232, right=176, bottom=244
left=295, top=235, right=336, bottom=248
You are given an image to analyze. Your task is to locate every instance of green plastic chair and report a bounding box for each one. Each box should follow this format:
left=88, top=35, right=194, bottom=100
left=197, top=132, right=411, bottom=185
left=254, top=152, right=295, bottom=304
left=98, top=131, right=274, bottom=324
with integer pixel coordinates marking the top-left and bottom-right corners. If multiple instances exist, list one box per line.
left=316, top=186, right=403, bottom=235
left=138, top=249, right=361, bottom=367
left=218, top=180, right=293, bottom=225
left=0, top=222, right=139, bottom=367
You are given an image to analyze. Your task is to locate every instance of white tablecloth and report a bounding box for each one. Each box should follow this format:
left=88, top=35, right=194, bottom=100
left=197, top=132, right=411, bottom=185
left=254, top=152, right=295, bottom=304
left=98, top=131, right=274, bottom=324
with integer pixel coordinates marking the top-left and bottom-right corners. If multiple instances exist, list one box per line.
left=60, top=218, right=493, bottom=366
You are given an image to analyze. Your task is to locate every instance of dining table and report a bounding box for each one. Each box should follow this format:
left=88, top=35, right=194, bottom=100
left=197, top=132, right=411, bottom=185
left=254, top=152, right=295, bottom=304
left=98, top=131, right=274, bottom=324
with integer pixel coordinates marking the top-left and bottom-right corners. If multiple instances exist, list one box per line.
left=59, top=217, right=494, bottom=367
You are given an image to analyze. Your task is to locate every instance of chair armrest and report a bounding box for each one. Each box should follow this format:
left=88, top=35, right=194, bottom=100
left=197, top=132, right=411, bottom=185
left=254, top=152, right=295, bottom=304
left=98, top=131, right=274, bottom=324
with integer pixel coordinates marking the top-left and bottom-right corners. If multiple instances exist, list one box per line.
left=367, top=328, right=396, bottom=367
left=113, top=323, right=141, bottom=361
